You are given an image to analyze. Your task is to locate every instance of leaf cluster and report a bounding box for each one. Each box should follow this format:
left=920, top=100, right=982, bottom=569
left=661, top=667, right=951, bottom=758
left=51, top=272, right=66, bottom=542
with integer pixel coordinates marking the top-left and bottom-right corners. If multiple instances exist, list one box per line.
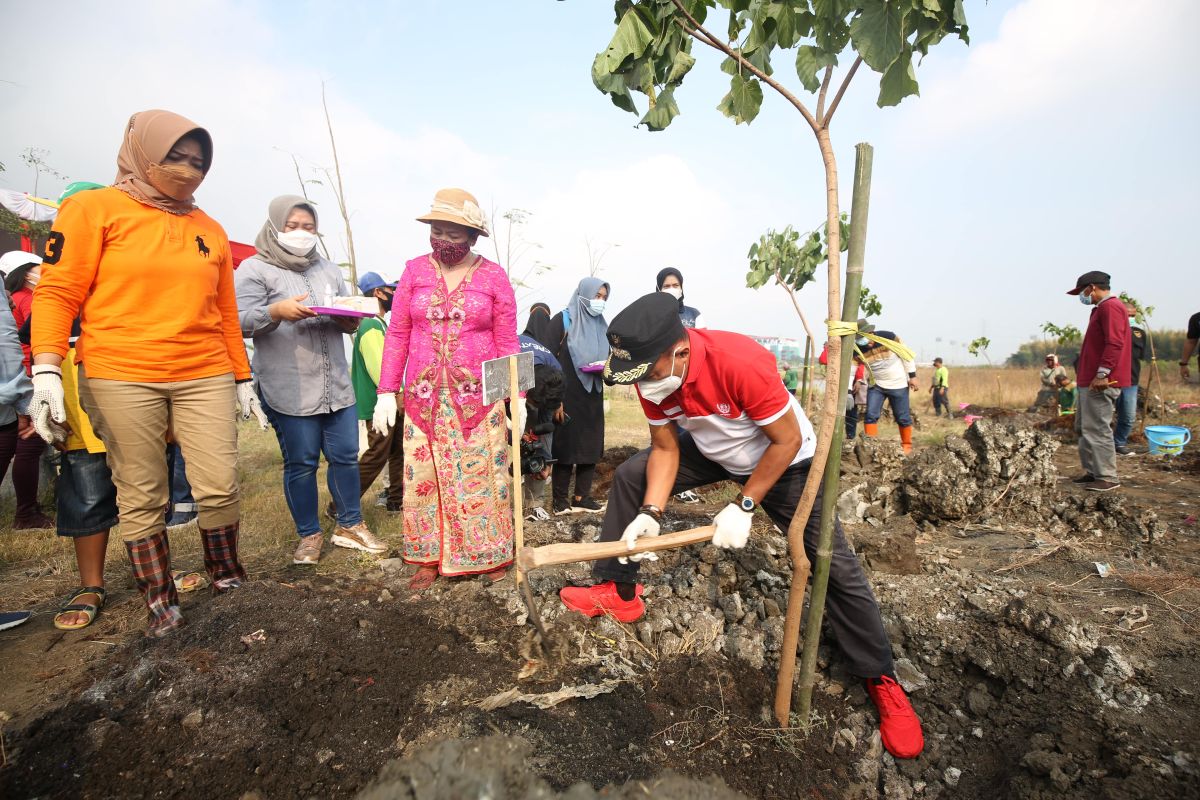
left=745, top=214, right=848, bottom=292
left=1118, top=291, right=1154, bottom=324
left=592, top=0, right=969, bottom=131
left=0, top=206, right=50, bottom=241
left=966, top=336, right=990, bottom=357
left=1040, top=321, right=1082, bottom=346
left=857, top=284, right=882, bottom=317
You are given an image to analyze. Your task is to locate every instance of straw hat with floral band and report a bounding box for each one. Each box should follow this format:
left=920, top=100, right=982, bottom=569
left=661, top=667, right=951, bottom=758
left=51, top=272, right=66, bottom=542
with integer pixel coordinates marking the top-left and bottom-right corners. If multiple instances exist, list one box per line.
left=417, top=187, right=490, bottom=268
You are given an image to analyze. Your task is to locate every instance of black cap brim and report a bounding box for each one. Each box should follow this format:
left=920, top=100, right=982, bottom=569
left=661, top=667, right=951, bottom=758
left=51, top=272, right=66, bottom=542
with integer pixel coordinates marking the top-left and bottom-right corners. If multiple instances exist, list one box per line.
left=602, top=352, right=654, bottom=385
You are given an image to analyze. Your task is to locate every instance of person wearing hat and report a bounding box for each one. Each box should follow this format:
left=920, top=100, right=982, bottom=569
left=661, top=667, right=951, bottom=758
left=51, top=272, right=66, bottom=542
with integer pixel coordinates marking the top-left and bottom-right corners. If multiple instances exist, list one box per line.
left=558, top=293, right=925, bottom=760
left=0, top=250, right=52, bottom=529
left=545, top=277, right=612, bottom=515
left=349, top=271, right=403, bottom=514
left=856, top=320, right=919, bottom=453
left=930, top=357, right=950, bottom=417
left=30, top=110, right=257, bottom=637
left=1067, top=270, right=1130, bottom=491
left=236, top=195, right=387, bottom=566
left=1030, top=353, right=1067, bottom=412
left=656, top=268, right=706, bottom=329
left=373, top=188, right=519, bottom=590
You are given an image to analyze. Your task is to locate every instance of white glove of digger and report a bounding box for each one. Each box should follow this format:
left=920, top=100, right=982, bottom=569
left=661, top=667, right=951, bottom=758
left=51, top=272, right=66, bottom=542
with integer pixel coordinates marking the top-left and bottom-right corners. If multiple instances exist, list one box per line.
left=712, top=503, right=753, bottom=549
left=235, top=381, right=270, bottom=429
left=30, top=365, right=67, bottom=445
left=372, top=392, right=399, bottom=435
left=618, top=512, right=661, bottom=565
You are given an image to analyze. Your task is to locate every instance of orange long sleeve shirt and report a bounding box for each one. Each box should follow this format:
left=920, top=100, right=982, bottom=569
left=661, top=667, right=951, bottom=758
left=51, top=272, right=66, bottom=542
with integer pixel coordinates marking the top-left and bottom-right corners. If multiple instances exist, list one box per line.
left=31, top=187, right=251, bottom=383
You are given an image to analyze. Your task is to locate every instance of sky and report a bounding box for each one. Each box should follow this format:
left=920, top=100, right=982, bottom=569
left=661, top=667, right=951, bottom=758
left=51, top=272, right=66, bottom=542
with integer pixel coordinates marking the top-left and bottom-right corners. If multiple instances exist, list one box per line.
left=1, top=0, right=1197, bottom=364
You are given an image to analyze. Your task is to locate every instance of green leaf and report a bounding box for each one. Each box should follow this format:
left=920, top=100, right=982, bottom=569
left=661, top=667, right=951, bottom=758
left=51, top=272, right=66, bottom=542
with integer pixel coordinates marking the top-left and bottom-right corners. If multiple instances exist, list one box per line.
left=717, top=73, right=764, bottom=125
left=795, top=46, right=838, bottom=93
left=640, top=87, right=680, bottom=131
left=850, top=0, right=910, bottom=72
left=591, top=53, right=638, bottom=114
left=877, top=47, right=919, bottom=107
left=601, top=8, right=655, bottom=73
left=667, top=49, right=696, bottom=84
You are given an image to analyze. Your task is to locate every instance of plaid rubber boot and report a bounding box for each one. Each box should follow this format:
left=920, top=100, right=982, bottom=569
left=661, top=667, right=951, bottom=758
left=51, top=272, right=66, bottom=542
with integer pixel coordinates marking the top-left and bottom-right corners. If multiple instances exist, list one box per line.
left=125, top=531, right=184, bottom=638
left=201, top=522, right=247, bottom=593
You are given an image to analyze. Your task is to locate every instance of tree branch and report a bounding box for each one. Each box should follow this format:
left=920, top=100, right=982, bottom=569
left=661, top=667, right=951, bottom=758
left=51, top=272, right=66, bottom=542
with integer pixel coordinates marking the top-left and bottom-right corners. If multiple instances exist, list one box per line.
left=822, top=56, right=862, bottom=127
left=815, top=65, right=834, bottom=122
left=669, top=0, right=821, bottom=134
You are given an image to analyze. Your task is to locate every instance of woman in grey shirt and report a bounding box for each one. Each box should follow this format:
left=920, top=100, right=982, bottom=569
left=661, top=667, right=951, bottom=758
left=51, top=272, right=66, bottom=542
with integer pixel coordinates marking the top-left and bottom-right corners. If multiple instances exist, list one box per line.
left=235, top=195, right=386, bottom=565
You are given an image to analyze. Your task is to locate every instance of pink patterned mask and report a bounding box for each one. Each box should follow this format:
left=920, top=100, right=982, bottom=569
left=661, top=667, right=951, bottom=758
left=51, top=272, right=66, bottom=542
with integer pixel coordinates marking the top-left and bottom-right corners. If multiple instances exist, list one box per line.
left=430, top=236, right=470, bottom=266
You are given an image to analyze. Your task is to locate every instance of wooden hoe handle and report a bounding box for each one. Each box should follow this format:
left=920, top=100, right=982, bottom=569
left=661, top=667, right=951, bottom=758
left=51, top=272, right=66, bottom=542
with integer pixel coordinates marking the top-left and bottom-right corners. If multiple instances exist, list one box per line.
left=516, top=525, right=716, bottom=572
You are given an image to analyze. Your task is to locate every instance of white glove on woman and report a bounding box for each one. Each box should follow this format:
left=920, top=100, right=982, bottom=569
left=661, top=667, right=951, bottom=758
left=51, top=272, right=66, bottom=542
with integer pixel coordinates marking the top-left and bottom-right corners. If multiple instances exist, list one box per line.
left=372, top=392, right=399, bottom=435
left=30, top=365, right=66, bottom=444
left=235, top=381, right=269, bottom=429
left=618, top=512, right=661, bottom=565
left=712, top=503, right=753, bottom=549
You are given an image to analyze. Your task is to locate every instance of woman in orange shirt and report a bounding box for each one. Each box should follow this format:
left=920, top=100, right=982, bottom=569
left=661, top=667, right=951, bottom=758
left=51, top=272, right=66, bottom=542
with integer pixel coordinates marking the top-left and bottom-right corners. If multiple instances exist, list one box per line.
left=29, top=109, right=265, bottom=638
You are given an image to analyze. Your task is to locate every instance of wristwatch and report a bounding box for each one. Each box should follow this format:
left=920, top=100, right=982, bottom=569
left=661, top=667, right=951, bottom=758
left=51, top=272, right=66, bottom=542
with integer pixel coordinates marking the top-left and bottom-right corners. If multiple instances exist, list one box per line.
left=737, top=494, right=757, bottom=513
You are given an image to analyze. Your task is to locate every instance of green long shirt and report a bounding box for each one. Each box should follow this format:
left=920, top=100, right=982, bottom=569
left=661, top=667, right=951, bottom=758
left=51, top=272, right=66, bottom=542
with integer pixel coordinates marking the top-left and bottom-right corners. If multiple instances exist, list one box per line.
left=351, top=316, right=387, bottom=421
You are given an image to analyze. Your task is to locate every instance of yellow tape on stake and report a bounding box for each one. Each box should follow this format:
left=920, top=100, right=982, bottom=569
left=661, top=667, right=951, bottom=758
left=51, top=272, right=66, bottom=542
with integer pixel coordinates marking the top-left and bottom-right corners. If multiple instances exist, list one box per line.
left=825, top=319, right=917, bottom=364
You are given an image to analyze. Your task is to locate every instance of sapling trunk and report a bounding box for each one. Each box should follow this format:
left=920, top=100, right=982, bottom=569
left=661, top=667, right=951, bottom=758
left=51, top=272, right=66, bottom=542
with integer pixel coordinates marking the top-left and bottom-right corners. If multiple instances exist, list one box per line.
left=794, top=143, right=873, bottom=725
left=801, top=337, right=812, bottom=403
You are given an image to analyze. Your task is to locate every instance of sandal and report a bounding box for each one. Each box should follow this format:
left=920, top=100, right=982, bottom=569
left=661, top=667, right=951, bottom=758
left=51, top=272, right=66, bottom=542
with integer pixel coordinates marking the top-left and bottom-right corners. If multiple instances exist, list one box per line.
left=482, top=566, right=509, bottom=583
left=408, top=566, right=438, bottom=591
left=53, top=586, right=107, bottom=631
left=171, top=570, right=208, bottom=593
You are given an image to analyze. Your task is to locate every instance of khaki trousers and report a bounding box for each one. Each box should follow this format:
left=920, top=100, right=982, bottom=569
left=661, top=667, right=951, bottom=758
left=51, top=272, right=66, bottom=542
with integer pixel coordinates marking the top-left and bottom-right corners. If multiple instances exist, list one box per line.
left=78, top=370, right=240, bottom=542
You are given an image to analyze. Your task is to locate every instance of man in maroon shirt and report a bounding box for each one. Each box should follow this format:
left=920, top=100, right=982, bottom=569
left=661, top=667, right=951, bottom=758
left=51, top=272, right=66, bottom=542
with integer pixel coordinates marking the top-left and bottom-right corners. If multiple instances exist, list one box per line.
left=1066, top=270, right=1130, bottom=491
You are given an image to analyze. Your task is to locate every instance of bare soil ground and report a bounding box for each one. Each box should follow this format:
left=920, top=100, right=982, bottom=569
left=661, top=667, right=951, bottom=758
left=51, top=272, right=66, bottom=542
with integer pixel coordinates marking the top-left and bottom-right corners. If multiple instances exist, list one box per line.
left=0, top=403, right=1197, bottom=799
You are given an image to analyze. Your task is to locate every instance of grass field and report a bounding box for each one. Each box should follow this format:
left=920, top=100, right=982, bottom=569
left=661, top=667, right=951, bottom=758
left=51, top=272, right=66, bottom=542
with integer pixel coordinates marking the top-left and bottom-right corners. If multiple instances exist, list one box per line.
left=2, top=365, right=1198, bottom=612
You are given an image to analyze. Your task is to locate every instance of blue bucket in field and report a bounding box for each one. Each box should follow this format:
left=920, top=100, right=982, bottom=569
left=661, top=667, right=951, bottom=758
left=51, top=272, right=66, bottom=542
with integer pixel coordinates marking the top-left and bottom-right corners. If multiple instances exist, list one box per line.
left=1144, top=425, right=1191, bottom=456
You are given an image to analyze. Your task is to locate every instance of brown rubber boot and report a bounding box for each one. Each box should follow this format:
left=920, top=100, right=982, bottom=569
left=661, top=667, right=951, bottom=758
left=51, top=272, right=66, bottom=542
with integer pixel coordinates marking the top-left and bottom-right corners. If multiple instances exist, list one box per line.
left=201, top=522, right=247, bottom=593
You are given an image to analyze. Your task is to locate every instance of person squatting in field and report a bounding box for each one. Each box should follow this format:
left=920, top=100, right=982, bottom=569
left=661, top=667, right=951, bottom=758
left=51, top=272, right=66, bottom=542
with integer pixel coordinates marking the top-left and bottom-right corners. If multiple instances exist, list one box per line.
left=557, top=292, right=925, bottom=760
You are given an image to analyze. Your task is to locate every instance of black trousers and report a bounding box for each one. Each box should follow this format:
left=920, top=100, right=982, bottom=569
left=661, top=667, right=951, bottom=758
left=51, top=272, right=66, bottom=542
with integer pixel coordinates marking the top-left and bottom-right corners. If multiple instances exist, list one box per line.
left=591, top=433, right=895, bottom=678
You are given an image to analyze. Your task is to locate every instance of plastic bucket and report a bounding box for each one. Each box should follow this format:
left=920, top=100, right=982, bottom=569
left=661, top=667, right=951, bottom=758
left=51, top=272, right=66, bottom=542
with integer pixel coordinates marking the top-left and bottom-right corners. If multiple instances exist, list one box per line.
left=1144, top=425, right=1191, bottom=456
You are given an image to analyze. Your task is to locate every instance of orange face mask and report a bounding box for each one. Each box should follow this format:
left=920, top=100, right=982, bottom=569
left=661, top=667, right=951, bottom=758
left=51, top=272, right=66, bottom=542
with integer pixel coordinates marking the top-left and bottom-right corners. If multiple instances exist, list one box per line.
left=146, top=163, right=204, bottom=201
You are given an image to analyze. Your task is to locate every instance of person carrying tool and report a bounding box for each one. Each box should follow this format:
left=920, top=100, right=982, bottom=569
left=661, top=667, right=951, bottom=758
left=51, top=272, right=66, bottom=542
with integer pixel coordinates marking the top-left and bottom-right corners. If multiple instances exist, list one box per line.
left=557, top=292, right=924, bottom=759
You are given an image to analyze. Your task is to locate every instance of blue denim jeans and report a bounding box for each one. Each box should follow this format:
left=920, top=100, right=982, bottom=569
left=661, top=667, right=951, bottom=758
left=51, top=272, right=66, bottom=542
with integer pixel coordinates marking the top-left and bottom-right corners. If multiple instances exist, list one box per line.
left=166, top=444, right=196, bottom=512
left=1113, top=385, right=1138, bottom=447
left=260, top=397, right=363, bottom=536
left=865, top=384, right=913, bottom=427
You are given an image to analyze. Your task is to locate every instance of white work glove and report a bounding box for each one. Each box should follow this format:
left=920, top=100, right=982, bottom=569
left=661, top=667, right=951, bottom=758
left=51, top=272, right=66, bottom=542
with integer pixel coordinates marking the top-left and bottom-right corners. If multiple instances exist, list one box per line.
left=235, top=381, right=269, bottom=429
left=373, top=392, right=399, bottom=435
left=30, top=365, right=67, bottom=445
left=618, top=512, right=661, bottom=565
left=712, top=503, right=753, bottom=549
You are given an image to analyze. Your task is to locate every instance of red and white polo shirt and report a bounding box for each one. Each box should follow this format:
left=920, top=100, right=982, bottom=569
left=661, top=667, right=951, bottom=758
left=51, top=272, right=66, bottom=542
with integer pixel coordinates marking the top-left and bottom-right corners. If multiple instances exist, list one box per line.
left=638, top=329, right=817, bottom=475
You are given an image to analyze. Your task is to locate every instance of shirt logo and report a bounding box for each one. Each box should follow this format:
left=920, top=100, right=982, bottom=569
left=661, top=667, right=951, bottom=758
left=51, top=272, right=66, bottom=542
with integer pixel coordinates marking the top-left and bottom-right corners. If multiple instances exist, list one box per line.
left=195, top=235, right=210, bottom=258
left=717, top=402, right=732, bottom=416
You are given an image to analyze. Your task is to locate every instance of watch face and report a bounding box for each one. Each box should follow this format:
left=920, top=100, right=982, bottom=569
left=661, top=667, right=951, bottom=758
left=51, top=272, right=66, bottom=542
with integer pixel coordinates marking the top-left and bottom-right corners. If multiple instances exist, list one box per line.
left=740, top=496, right=755, bottom=512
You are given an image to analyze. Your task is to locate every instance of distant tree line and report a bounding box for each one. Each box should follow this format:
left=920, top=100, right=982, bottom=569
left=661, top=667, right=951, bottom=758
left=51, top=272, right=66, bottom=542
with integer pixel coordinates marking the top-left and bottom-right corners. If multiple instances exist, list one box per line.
left=1006, top=329, right=1192, bottom=368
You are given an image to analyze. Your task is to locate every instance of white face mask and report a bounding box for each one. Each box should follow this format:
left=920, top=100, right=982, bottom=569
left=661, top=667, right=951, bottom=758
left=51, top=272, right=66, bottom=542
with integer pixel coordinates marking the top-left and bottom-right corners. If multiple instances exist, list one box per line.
left=661, top=286, right=682, bottom=300
left=638, top=347, right=683, bottom=404
left=276, top=228, right=319, bottom=256
left=25, top=267, right=41, bottom=288
left=585, top=298, right=607, bottom=317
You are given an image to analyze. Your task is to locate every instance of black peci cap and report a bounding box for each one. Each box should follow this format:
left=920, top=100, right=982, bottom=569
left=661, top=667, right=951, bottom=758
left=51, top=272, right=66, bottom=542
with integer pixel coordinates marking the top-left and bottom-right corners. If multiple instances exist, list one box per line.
left=602, top=293, right=686, bottom=385
left=1067, top=270, right=1110, bottom=295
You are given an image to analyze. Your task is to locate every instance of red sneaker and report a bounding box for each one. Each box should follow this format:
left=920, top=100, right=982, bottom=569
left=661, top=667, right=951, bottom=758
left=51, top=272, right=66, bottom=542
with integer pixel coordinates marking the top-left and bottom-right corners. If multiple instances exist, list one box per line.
left=559, top=581, right=645, bottom=623
left=867, top=676, right=925, bottom=758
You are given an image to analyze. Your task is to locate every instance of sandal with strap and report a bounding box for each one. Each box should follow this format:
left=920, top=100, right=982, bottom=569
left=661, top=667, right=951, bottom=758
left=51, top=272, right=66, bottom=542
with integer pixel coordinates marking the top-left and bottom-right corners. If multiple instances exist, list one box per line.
left=171, top=570, right=208, bottom=593
left=53, top=586, right=107, bottom=631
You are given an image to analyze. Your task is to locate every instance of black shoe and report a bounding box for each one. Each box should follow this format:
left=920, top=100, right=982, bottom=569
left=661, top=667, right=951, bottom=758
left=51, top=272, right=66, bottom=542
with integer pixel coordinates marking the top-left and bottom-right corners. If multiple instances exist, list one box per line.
left=552, top=498, right=575, bottom=516
left=385, top=501, right=403, bottom=514
left=1115, top=445, right=1134, bottom=456
left=1071, top=473, right=1095, bottom=484
left=571, top=496, right=606, bottom=513
left=1086, top=479, right=1121, bottom=492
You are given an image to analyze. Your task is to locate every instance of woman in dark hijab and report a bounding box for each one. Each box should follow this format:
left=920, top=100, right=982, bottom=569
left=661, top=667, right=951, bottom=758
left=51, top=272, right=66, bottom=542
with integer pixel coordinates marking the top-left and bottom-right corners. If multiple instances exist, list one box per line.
left=523, top=302, right=554, bottom=348
left=656, top=268, right=706, bottom=329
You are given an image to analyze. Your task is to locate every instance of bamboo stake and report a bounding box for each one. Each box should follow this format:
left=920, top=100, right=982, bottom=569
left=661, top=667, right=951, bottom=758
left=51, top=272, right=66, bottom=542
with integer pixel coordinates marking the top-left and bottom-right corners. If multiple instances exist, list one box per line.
left=509, top=356, right=525, bottom=590
left=800, top=336, right=812, bottom=403
left=794, top=142, right=873, bottom=725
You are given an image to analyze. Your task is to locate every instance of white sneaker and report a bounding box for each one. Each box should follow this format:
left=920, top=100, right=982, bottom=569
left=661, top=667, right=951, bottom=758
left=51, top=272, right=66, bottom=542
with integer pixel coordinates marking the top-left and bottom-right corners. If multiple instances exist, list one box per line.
left=332, top=522, right=388, bottom=554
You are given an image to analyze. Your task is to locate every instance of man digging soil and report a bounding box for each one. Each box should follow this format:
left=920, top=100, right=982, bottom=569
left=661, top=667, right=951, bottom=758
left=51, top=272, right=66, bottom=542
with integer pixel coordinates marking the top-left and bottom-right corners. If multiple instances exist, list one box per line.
left=557, top=293, right=924, bottom=760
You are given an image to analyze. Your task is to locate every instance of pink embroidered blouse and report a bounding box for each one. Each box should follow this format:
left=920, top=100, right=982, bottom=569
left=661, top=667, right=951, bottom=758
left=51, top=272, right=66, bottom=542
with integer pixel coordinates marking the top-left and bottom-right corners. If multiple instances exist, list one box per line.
left=378, top=254, right=518, bottom=438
